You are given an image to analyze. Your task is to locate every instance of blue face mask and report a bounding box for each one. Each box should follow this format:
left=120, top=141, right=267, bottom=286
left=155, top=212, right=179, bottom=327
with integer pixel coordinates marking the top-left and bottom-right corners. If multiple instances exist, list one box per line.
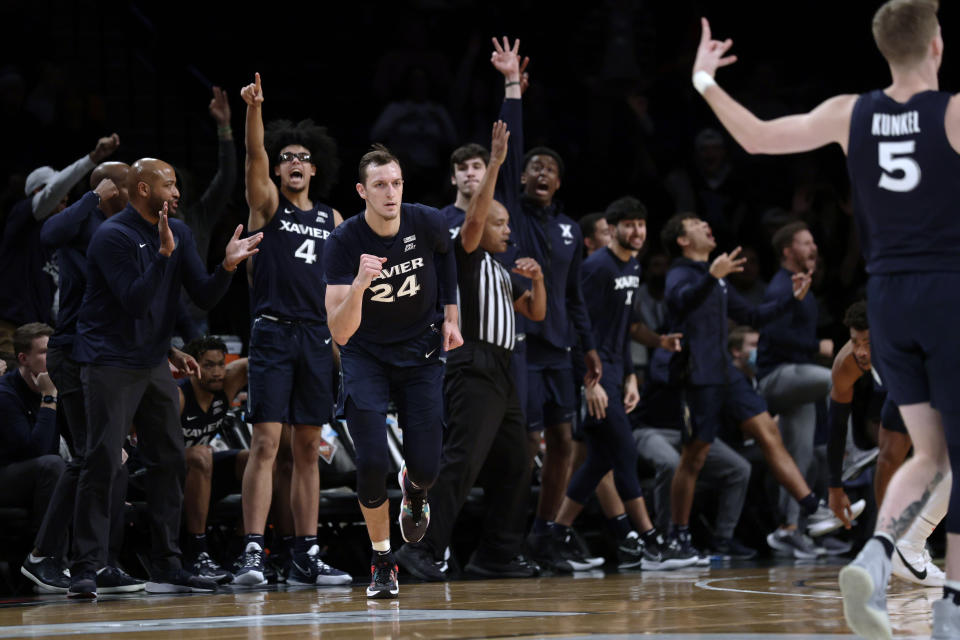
left=747, top=348, right=758, bottom=367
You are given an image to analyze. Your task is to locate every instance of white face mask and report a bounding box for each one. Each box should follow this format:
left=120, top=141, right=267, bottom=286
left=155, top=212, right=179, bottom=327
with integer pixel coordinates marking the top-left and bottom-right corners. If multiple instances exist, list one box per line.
left=747, top=348, right=758, bottom=368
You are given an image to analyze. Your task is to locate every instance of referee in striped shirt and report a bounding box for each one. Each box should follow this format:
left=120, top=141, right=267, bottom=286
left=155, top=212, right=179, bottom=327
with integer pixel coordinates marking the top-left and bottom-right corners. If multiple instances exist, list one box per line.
left=396, top=121, right=545, bottom=581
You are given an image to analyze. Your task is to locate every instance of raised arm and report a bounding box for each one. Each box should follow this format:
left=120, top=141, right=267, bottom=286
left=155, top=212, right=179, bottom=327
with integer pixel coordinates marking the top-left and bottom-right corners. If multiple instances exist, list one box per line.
left=460, top=120, right=510, bottom=253
left=240, top=73, right=279, bottom=231
left=194, top=87, right=238, bottom=223
left=40, top=186, right=106, bottom=248
left=181, top=223, right=262, bottom=310
left=826, top=343, right=865, bottom=526
left=491, top=37, right=527, bottom=204
left=693, top=18, right=856, bottom=155
left=32, top=134, right=119, bottom=221
left=512, top=258, right=546, bottom=321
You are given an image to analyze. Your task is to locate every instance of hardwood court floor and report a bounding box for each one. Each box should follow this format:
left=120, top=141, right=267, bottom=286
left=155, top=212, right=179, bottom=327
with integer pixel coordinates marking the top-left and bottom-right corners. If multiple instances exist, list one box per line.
left=0, top=560, right=941, bottom=639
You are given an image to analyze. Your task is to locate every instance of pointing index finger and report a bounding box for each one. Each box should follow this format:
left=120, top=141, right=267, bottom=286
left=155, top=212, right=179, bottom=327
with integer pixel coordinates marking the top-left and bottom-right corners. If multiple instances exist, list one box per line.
left=700, top=17, right=712, bottom=45
left=254, top=72, right=261, bottom=93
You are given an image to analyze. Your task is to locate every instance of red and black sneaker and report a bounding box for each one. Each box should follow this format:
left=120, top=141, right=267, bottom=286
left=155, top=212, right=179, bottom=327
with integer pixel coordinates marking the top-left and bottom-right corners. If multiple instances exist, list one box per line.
left=367, top=551, right=399, bottom=599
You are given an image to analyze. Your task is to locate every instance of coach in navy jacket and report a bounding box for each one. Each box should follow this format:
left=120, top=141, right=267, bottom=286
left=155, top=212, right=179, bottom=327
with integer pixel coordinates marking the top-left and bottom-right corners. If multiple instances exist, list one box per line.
left=67, top=158, right=261, bottom=597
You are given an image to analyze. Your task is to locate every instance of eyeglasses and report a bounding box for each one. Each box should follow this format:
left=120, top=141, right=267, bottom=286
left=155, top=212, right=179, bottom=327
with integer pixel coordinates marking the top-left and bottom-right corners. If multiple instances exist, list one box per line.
left=278, top=151, right=312, bottom=163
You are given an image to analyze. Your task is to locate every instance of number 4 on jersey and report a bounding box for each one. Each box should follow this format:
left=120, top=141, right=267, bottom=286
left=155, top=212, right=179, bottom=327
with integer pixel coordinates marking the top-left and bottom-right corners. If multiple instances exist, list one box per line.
left=294, top=238, right=318, bottom=264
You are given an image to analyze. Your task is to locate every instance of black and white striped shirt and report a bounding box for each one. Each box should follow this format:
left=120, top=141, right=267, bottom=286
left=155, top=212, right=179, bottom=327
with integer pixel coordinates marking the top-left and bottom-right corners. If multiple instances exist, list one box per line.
left=455, top=240, right=526, bottom=351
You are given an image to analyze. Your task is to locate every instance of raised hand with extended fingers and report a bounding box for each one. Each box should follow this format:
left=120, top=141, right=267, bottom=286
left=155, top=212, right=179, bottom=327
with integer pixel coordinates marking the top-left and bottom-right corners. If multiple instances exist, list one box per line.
left=157, top=202, right=175, bottom=257
left=489, top=119, right=510, bottom=166
left=240, top=72, right=264, bottom=108
left=223, top=224, right=263, bottom=271
left=209, top=86, right=231, bottom=127
left=693, top=17, right=737, bottom=78
left=791, top=268, right=814, bottom=300
left=709, top=246, right=747, bottom=280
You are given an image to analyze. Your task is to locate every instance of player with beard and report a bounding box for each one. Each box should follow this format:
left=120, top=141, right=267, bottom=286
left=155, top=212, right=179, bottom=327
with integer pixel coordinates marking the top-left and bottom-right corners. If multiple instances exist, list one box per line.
left=758, top=222, right=847, bottom=556
left=69, top=158, right=261, bottom=598
left=549, top=202, right=691, bottom=571
left=233, top=73, right=351, bottom=587
left=178, top=337, right=249, bottom=584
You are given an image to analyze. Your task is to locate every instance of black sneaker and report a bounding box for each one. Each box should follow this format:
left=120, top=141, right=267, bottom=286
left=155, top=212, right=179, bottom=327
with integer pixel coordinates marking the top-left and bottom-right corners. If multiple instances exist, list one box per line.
left=96, top=566, right=145, bottom=593
left=231, top=542, right=266, bottom=586
left=188, top=551, right=233, bottom=584
left=146, top=567, right=218, bottom=594
left=367, top=552, right=399, bottom=599
left=21, top=555, right=69, bottom=593
left=465, top=551, right=540, bottom=578
left=288, top=545, right=353, bottom=586
left=710, top=536, right=758, bottom=561
left=525, top=529, right=550, bottom=566
left=395, top=544, right=447, bottom=582
left=549, top=526, right=602, bottom=572
left=673, top=529, right=710, bottom=566
left=397, top=465, right=430, bottom=543
left=67, top=572, right=97, bottom=600
left=265, top=549, right=288, bottom=584
left=568, top=527, right=605, bottom=568
left=660, top=534, right=700, bottom=569
left=617, top=531, right=655, bottom=570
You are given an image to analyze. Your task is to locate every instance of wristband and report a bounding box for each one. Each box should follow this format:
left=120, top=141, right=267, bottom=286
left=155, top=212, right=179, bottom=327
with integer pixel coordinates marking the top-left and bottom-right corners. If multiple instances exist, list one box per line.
left=504, top=81, right=520, bottom=88
left=692, top=70, right=717, bottom=95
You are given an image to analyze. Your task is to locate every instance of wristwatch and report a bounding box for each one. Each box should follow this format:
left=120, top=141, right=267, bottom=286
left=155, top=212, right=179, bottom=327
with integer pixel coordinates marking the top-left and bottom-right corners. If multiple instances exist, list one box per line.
left=41, top=394, right=56, bottom=404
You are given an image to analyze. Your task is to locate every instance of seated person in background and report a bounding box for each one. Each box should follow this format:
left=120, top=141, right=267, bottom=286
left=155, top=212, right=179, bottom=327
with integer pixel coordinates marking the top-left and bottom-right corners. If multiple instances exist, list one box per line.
left=633, top=376, right=755, bottom=560
left=178, top=336, right=249, bottom=583
left=0, top=324, right=65, bottom=575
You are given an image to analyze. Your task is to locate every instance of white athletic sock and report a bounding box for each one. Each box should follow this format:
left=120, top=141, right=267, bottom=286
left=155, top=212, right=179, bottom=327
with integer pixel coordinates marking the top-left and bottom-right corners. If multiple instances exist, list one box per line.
left=372, top=539, right=391, bottom=553
left=900, top=471, right=951, bottom=547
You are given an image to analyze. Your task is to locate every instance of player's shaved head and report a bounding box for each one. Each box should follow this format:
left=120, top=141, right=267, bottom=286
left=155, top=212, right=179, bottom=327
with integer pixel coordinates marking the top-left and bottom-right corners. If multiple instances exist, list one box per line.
left=89, top=161, right=129, bottom=190
left=129, top=158, right=179, bottom=221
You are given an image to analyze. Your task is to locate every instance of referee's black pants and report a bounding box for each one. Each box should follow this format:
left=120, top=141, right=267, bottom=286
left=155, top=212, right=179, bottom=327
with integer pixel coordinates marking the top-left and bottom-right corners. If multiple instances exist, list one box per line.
left=416, top=341, right=530, bottom=563
left=71, top=363, right=185, bottom=578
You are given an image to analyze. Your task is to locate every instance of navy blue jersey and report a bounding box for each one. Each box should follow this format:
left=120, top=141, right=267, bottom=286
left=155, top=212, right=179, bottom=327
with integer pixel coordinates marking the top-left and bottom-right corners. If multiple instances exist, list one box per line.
left=250, top=194, right=335, bottom=323
left=439, top=204, right=464, bottom=242
left=0, top=198, right=56, bottom=326
left=756, top=267, right=819, bottom=377
left=324, top=203, right=456, bottom=346
left=179, top=378, right=230, bottom=448
left=74, top=205, right=233, bottom=368
left=847, top=90, right=960, bottom=274
left=581, top=248, right=641, bottom=377
left=40, top=191, right=105, bottom=352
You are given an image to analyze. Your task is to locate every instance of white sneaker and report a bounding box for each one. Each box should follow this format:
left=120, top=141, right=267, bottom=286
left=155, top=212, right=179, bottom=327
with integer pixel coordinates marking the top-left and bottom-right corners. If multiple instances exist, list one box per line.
left=766, top=528, right=823, bottom=560
left=892, top=539, right=945, bottom=587
left=807, top=499, right=866, bottom=537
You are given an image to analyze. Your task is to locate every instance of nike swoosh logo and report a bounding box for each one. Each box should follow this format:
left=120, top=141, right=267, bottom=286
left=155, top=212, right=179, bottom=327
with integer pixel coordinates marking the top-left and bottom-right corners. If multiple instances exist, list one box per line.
left=284, top=208, right=294, bottom=214
left=425, top=348, right=437, bottom=358
left=186, top=416, right=198, bottom=422
left=324, top=338, right=331, bottom=345
left=139, top=243, right=147, bottom=248
left=564, top=240, right=573, bottom=245
left=895, top=547, right=927, bottom=581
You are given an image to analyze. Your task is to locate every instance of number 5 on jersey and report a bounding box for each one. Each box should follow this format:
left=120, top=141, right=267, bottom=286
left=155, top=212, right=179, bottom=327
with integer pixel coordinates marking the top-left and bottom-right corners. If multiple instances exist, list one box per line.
left=878, top=141, right=921, bottom=192
left=369, top=274, right=421, bottom=302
